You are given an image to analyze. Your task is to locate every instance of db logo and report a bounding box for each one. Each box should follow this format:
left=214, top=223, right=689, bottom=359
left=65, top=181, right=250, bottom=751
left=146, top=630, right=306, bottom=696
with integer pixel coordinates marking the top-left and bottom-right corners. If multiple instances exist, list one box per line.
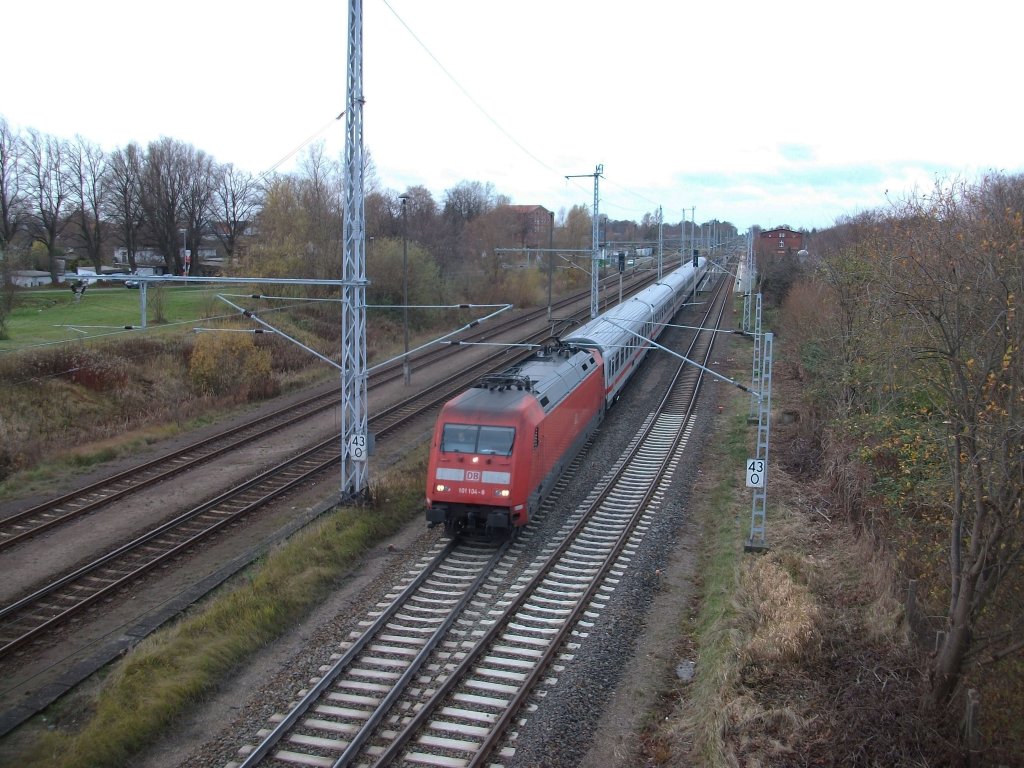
left=466, top=471, right=482, bottom=481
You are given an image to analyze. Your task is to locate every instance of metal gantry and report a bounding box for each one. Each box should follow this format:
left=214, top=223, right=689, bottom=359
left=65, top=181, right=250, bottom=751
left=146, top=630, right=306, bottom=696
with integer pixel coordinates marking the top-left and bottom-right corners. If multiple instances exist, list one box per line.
left=340, top=0, right=369, bottom=498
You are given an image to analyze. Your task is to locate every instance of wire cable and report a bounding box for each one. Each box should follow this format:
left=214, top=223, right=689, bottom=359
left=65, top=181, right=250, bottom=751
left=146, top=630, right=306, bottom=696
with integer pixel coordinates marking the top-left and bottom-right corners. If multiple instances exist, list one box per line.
left=257, top=111, right=345, bottom=181
left=381, top=0, right=577, bottom=191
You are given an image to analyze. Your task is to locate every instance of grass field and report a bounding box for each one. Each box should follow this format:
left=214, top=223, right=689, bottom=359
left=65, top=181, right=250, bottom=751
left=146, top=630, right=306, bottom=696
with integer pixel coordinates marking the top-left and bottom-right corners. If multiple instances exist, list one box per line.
left=1, top=285, right=240, bottom=350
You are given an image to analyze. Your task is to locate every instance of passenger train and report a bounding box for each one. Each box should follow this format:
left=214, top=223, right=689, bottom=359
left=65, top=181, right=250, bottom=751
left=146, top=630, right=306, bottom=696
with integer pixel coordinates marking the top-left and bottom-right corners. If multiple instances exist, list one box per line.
left=425, top=257, right=709, bottom=537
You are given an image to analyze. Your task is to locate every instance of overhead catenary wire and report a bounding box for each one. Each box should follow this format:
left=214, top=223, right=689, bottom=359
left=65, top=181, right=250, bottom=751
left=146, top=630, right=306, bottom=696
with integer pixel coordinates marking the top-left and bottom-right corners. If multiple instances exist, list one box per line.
left=381, top=0, right=559, bottom=179
left=383, top=4, right=666, bottom=214
left=257, top=111, right=345, bottom=181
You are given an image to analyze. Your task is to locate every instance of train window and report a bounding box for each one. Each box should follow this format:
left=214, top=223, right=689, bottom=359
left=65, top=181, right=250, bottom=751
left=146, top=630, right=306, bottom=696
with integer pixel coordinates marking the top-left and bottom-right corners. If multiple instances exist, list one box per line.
left=441, top=424, right=478, bottom=453
left=478, top=426, right=515, bottom=455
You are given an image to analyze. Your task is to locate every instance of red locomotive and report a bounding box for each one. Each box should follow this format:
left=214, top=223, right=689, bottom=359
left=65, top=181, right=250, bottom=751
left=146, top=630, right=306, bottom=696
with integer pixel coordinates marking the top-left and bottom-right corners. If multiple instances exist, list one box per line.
left=425, top=344, right=605, bottom=536
left=425, top=258, right=708, bottom=537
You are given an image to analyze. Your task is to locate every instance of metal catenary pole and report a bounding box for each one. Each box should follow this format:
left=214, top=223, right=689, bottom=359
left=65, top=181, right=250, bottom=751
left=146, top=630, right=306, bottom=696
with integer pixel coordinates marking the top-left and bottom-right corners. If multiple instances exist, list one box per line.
left=746, top=331, right=773, bottom=552
left=340, top=0, right=369, bottom=499
left=565, top=164, right=603, bottom=319
left=748, top=292, right=763, bottom=422
left=657, top=205, right=664, bottom=279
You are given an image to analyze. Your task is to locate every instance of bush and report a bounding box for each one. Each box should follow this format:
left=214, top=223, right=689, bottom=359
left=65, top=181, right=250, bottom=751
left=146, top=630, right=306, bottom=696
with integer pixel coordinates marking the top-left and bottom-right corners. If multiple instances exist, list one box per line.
left=188, top=331, right=277, bottom=401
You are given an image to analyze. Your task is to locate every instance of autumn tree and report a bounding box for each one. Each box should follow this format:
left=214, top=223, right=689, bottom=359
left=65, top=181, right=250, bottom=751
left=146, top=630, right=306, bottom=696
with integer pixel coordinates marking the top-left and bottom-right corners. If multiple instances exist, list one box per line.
left=879, top=177, right=1024, bottom=710
left=247, top=176, right=309, bottom=277
left=796, top=211, right=904, bottom=420
left=556, top=203, right=594, bottom=289
left=296, top=141, right=342, bottom=280
left=365, top=235, right=441, bottom=326
left=438, top=180, right=507, bottom=290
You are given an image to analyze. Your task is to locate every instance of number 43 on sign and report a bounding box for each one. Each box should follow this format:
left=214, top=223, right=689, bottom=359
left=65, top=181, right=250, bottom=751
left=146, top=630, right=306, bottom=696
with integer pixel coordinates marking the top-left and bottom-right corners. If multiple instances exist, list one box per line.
left=746, top=458, right=766, bottom=488
left=348, top=433, right=368, bottom=462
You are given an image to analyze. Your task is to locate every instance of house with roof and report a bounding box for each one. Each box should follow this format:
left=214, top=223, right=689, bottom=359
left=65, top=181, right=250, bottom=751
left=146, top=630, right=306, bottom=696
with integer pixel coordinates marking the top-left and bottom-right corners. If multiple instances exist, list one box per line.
left=759, top=227, right=804, bottom=255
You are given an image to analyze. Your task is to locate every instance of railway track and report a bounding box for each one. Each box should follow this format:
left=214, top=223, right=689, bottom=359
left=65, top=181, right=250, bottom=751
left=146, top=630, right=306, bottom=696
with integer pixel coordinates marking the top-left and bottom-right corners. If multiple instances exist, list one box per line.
left=0, top=270, right=654, bottom=552
left=225, top=267, right=732, bottom=767
left=0, top=272, right=663, bottom=666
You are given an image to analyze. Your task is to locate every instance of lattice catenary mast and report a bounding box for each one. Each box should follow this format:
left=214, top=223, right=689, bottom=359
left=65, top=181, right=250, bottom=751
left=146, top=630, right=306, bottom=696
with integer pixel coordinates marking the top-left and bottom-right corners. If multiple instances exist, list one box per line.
left=565, top=164, right=603, bottom=319
left=340, top=0, right=369, bottom=498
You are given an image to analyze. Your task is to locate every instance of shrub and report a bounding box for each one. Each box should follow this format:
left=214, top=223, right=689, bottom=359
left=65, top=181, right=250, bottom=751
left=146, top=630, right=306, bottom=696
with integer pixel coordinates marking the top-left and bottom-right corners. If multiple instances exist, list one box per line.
left=188, top=331, right=276, bottom=401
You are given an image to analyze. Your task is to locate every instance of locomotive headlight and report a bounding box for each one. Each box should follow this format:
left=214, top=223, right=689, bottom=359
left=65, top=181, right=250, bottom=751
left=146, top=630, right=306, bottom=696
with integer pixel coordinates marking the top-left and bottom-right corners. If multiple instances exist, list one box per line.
left=435, top=483, right=449, bottom=493
left=495, top=489, right=510, bottom=498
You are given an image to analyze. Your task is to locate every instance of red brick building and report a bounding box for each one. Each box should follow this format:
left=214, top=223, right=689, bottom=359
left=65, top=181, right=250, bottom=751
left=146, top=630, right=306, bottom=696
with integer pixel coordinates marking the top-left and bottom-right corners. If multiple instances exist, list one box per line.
left=759, top=227, right=804, bottom=255
left=499, top=205, right=554, bottom=249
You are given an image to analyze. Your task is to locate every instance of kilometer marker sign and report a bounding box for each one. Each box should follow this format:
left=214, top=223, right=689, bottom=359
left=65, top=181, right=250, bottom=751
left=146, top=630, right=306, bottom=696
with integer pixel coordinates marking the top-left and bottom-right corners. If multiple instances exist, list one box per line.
left=348, top=433, right=368, bottom=462
left=745, top=458, right=766, bottom=488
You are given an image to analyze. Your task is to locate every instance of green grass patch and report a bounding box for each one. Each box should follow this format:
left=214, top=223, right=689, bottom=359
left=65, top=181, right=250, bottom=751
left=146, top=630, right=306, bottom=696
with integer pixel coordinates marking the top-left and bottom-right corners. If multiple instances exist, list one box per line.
left=0, top=285, right=228, bottom=350
left=5, top=449, right=430, bottom=768
left=684, top=408, right=750, bottom=766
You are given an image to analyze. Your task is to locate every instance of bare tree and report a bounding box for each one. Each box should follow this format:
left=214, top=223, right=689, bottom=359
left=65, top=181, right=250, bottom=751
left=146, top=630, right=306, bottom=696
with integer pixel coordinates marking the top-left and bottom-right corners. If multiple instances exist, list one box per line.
left=437, top=180, right=506, bottom=287
left=68, top=136, right=109, bottom=272
left=210, top=163, right=261, bottom=266
left=22, top=128, right=72, bottom=281
left=0, top=117, right=26, bottom=257
left=105, top=143, right=146, bottom=272
left=402, top=185, right=439, bottom=243
left=443, top=179, right=502, bottom=223
left=141, top=137, right=190, bottom=275
left=0, top=118, right=25, bottom=334
left=180, top=146, right=216, bottom=275
left=297, top=141, right=342, bottom=279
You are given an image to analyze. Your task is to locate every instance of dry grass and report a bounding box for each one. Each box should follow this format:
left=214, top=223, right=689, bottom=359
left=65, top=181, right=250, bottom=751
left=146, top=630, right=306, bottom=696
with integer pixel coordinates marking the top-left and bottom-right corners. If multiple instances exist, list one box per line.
left=655, top=336, right=959, bottom=768
left=734, top=557, right=822, bottom=666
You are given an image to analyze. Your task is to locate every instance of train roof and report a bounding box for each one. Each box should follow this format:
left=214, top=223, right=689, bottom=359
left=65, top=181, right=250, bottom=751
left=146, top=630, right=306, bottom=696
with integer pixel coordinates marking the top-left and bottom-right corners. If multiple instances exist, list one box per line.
left=444, top=344, right=599, bottom=418
left=562, top=260, right=705, bottom=352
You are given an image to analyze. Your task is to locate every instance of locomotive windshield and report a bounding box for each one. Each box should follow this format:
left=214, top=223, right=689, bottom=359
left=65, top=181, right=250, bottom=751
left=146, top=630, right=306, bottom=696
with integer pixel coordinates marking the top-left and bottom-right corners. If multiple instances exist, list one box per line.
left=441, top=424, right=514, bottom=455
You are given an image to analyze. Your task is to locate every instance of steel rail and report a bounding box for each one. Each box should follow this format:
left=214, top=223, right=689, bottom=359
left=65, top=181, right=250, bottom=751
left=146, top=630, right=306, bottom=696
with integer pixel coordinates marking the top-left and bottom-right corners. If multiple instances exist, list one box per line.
left=378, top=267, right=733, bottom=767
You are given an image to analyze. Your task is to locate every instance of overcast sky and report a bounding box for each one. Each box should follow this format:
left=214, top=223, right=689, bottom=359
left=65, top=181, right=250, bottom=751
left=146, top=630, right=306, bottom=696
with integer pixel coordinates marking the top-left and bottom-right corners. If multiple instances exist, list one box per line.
left=4, top=0, right=1020, bottom=232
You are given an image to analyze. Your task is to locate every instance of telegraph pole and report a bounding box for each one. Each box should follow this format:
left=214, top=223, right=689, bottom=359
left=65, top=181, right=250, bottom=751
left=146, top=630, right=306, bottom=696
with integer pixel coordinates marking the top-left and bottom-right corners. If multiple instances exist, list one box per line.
left=566, top=164, right=604, bottom=319
left=340, top=0, right=369, bottom=498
